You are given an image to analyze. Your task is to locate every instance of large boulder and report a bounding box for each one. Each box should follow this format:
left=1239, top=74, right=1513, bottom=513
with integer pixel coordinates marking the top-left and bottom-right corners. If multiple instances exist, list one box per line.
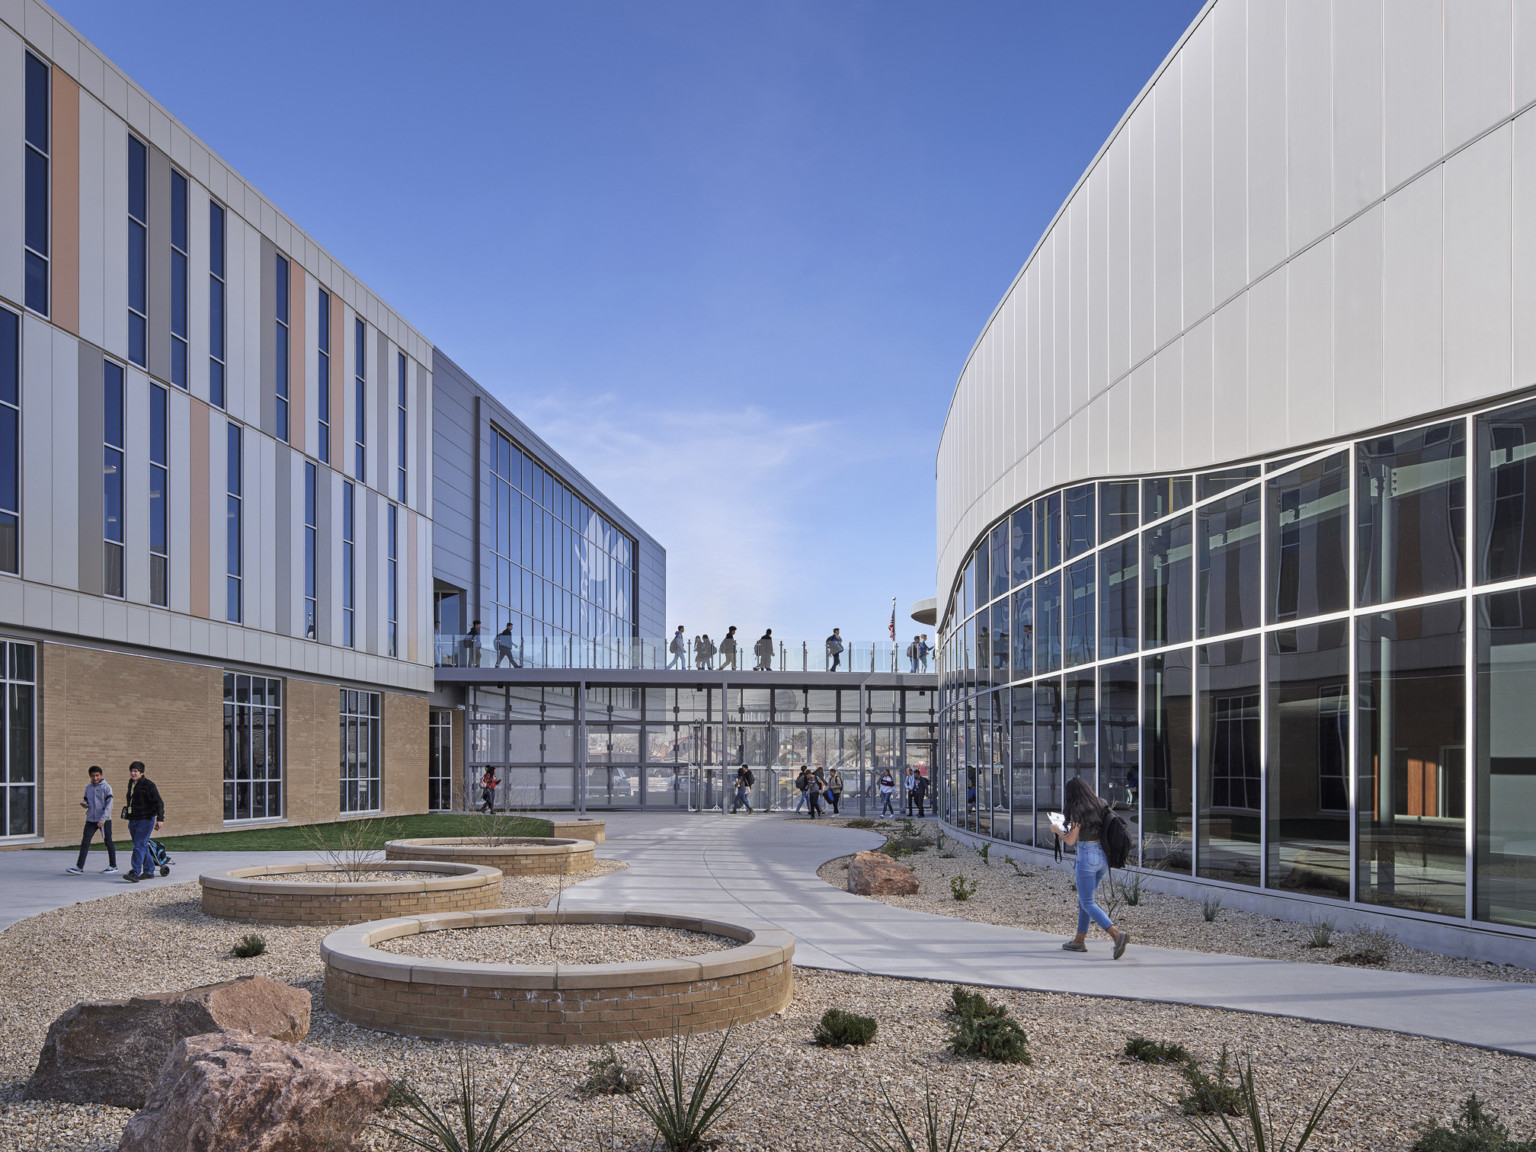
left=847, top=850, right=919, bottom=896
left=117, top=1031, right=391, bottom=1152
left=27, top=975, right=311, bottom=1109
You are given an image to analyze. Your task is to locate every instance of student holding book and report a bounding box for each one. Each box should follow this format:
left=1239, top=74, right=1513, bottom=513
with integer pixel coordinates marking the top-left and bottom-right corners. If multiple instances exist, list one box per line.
left=1051, top=777, right=1131, bottom=959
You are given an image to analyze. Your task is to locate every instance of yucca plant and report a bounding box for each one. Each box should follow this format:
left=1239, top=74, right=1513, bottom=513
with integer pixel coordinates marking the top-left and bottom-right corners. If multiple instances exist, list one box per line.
left=376, top=1049, right=550, bottom=1152
left=842, top=1080, right=1021, bottom=1152
left=630, top=1028, right=754, bottom=1152
left=1180, top=1055, right=1348, bottom=1152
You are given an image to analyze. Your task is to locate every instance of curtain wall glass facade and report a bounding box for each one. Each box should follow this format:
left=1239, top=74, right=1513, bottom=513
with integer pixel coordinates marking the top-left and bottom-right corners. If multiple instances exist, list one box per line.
left=938, top=395, right=1536, bottom=932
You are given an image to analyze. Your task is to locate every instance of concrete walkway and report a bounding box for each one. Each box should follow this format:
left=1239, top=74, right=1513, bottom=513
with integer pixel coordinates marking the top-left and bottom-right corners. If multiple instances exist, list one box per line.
left=560, top=812, right=1536, bottom=1058
left=0, top=847, right=323, bottom=931
left=3, top=813, right=1534, bottom=1057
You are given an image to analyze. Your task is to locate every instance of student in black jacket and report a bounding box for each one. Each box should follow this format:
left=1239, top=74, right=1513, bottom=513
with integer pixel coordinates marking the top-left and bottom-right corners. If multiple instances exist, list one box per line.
left=121, top=761, right=164, bottom=882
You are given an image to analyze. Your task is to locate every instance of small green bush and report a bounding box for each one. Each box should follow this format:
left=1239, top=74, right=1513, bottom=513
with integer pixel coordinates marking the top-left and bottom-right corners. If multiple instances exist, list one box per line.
left=1179, top=1055, right=1349, bottom=1152
left=577, top=1045, right=641, bottom=1097
left=1201, top=895, right=1223, bottom=923
left=946, top=986, right=995, bottom=1021
left=847, top=818, right=877, bottom=829
left=943, top=987, right=1031, bottom=1065
left=978, top=842, right=990, bottom=865
left=231, top=933, right=266, bottom=958
left=1178, top=1045, right=1244, bottom=1117
left=1409, top=1095, right=1536, bottom=1152
left=813, top=1008, right=878, bottom=1048
left=1119, top=872, right=1143, bottom=905
left=1305, top=917, right=1336, bottom=949
left=881, top=831, right=928, bottom=858
left=950, top=875, right=978, bottom=902
left=1123, top=1035, right=1192, bottom=1065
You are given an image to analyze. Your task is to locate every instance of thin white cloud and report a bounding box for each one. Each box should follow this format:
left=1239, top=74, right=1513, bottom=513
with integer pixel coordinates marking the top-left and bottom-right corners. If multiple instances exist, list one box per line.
left=519, top=392, right=837, bottom=640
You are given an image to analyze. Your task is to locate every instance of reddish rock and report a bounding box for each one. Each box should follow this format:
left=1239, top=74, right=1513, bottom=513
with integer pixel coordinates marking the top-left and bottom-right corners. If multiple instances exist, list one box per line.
left=847, top=850, right=919, bottom=896
left=26, top=975, right=312, bottom=1109
left=117, top=1031, right=391, bottom=1152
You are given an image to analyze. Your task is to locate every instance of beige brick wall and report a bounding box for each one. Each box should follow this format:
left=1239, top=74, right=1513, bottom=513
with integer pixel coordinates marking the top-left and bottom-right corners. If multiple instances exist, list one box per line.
left=324, top=961, right=794, bottom=1045
left=383, top=840, right=596, bottom=874
left=34, top=642, right=434, bottom=846
left=202, top=877, right=500, bottom=926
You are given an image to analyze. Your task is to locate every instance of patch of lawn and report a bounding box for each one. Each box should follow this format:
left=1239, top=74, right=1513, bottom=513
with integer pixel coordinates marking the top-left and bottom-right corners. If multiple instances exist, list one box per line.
left=48, top=813, right=552, bottom=853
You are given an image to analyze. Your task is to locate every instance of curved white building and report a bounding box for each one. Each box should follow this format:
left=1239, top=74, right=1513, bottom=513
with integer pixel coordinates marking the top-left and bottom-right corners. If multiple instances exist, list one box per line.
left=935, top=0, right=1536, bottom=958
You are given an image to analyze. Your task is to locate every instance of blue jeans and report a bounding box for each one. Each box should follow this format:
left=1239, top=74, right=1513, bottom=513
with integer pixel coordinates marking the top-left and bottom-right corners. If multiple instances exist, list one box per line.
left=1075, top=841, right=1114, bottom=934
left=129, top=819, right=156, bottom=875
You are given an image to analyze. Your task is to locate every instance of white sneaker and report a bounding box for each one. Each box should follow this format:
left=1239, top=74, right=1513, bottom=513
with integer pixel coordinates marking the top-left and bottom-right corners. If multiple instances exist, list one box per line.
left=65, top=866, right=83, bottom=874
left=103, top=866, right=119, bottom=874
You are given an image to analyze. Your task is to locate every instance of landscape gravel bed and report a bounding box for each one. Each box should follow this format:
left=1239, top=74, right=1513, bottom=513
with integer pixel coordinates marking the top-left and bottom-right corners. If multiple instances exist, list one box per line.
left=372, top=922, right=734, bottom=965
left=1, top=874, right=1534, bottom=1152
left=818, top=820, right=1536, bottom=984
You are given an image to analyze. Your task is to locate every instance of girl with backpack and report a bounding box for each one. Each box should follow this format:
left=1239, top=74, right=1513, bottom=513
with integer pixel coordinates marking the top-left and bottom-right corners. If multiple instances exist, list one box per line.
left=1051, top=777, right=1131, bottom=959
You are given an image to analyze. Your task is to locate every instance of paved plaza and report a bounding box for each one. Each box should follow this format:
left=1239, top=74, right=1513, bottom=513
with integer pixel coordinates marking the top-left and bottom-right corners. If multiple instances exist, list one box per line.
left=4, top=814, right=1534, bottom=1058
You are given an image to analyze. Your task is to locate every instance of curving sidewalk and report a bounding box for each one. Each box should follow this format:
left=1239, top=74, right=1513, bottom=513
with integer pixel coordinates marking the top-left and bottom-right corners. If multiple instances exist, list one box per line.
left=558, top=812, right=1536, bottom=1058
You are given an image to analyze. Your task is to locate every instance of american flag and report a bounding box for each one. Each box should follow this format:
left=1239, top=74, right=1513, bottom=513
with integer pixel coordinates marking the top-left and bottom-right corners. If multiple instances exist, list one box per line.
left=888, top=598, right=896, bottom=640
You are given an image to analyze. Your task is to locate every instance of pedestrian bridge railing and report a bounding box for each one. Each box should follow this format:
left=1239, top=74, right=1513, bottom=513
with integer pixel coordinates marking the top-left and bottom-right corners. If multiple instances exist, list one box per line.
left=436, top=634, right=935, bottom=675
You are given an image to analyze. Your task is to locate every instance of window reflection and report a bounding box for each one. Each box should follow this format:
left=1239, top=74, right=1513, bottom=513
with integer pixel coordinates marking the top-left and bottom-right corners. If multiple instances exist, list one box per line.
left=1198, top=636, right=1261, bottom=885
left=1198, top=485, right=1261, bottom=638
left=1357, top=423, right=1465, bottom=606
left=1143, top=648, right=1192, bottom=873
left=1475, top=590, right=1536, bottom=927
left=1477, top=400, right=1536, bottom=584
left=1143, top=513, right=1192, bottom=648
left=1099, top=660, right=1139, bottom=862
left=1033, top=678, right=1061, bottom=849
left=1267, top=452, right=1349, bottom=622
left=1099, top=537, right=1138, bottom=659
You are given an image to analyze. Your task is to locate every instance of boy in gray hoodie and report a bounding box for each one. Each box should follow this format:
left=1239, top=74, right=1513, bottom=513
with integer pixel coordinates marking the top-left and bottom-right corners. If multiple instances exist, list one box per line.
left=67, top=765, right=117, bottom=874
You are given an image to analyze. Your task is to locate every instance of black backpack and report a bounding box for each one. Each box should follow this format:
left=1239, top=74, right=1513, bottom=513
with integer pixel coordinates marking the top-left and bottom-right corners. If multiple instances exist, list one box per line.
left=1102, top=805, right=1133, bottom=870
left=742, top=769, right=754, bottom=786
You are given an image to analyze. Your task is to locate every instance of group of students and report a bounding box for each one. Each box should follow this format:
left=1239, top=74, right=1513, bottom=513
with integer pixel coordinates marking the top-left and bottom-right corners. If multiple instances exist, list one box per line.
left=725, top=765, right=931, bottom=819
left=64, top=762, right=166, bottom=881
left=670, top=626, right=778, bottom=672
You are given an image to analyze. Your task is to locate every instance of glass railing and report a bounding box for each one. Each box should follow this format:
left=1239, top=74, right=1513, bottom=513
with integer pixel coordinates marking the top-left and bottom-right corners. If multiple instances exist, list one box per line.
left=434, top=634, right=936, bottom=674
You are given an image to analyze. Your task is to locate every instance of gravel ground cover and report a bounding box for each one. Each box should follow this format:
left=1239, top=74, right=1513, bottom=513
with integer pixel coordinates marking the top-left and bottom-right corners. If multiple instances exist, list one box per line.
left=1, top=852, right=1532, bottom=1151
left=816, top=820, right=1536, bottom=984
left=373, top=923, right=734, bottom=965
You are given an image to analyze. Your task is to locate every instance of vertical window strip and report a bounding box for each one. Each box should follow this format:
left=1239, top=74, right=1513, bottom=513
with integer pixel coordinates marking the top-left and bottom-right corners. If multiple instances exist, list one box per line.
left=339, top=688, right=381, bottom=813
left=353, top=319, right=366, bottom=482
left=149, top=384, right=168, bottom=606
left=226, top=422, right=242, bottom=623
left=316, top=288, right=330, bottom=464
left=127, top=137, right=148, bottom=367
left=169, top=171, right=189, bottom=389
left=103, top=363, right=125, bottom=597
left=304, top=462, right=318, bottom=640
left=342, top=480, right=355, bottom=648
left=387, top=503, right=398, bottom=658
left=222, top=673, right=283, bottom=822
left=396, top=352, right=407, bottom=503
left=0, top=641, right=37, bottom=836
left=23, top=53, right=49, bottom=316
left=208, top=202, right=226, bottom=408
left=0, top=309, right=18, bottom=574
left=274, top=254, right=290, bottom=442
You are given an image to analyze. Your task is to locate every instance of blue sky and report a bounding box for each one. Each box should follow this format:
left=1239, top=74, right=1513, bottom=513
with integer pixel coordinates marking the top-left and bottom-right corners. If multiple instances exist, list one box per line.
left=54, top=0, right=1205, bottom=643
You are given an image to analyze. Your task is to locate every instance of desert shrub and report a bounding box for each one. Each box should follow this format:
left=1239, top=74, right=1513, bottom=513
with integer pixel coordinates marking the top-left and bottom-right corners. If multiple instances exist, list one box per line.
left=378, top=1049, right=549, bottom=1152
left=881, top=831, right=929, bottom=859
left=847, top=818, right=877, bottom=829
left=631, top=1029, right=754, bottom=1152
left=944, top=987, right=1031, bottom=1065
left=843, top=1080, right=1022, bottom=1152
left=1409, top=1095, right=1536, bottom=1152
left=1335, top=926, right=1395, bottom=967
left=813, top=1008, right=878, bottom=1048
left=1177, top=1045, right=1243, bottom=1116
left=1201, top=895, right=1223, bottom=922
left=577, top=1046, right=641, bottom=1098
left=1118, top=872, right=1143, bottom=905
left=1123, top=1035, right=1192, bottom=1065
left=950, top=876, right=978, bottom=902
left=1179, top=1055, right=1349, bottom=1152
left=231, top=933, right=266, bottom=958
left=1305, top=917, right=1336, bottom=949
left=977, top=842, right=990, bottom=865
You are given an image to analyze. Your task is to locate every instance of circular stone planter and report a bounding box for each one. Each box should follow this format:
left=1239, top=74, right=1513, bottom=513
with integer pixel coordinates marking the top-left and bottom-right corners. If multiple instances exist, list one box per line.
left=548, top=818, right=605, bottom=843
left=322, top=909, right=795, bottom=1044
left=384, top=836, right=596, bottom=875
left=199, top=861, right=503, bottom=927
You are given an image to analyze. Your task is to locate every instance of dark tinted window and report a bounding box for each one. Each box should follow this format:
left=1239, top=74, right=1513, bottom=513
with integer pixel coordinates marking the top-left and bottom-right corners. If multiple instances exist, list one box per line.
left=1357, top=422, right=1465, bottom=605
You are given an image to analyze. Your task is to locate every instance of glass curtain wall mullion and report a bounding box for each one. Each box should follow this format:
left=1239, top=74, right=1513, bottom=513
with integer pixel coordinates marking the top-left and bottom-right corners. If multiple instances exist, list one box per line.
left=316, top=287, right=330, bottom=462
left=1347, top=442, right=1359, bottom=904
left=23, top=52, right=49, bottom=316
left=102, top=363, right=125, bottom=597
left=274, top=253, right=290, bottom=442
left=169, top=171, right=188, bottom=388
left=208, top=202, right=226, bottom=407
left=1464, top=414, right=1477, bottom=923
left=225, top=422, right=242, bottom=622
left=148, top=384, right=168, bottom=605
left=0, top=310, right=19, bottom=574
left=127, top=136, right=148, bottom=367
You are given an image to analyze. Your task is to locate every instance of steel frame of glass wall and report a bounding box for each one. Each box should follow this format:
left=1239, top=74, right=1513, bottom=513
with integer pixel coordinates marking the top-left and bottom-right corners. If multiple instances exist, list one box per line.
left=460, top=680, right=937, bottom=814
left=938, top=393, right=1536, bottom=936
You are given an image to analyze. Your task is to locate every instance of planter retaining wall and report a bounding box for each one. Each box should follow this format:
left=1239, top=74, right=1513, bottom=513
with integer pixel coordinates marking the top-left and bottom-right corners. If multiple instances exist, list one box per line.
left=199, top=862, right=503, bottom=926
